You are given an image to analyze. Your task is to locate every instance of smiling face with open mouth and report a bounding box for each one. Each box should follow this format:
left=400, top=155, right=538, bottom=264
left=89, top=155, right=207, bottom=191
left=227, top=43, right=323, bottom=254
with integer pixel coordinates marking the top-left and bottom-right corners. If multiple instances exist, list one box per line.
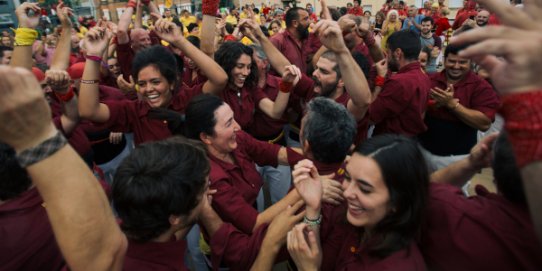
left=230, top=54, right=252, bottom=89
left=137, top=65, right=173, bottom=108
left=343, top=153, right=392, bottom=229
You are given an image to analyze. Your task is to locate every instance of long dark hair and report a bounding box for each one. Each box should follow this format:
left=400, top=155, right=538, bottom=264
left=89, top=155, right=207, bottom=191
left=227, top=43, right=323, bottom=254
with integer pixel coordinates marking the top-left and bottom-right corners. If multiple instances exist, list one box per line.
left=214, top=41, right=258, bottom=90
left=184, top=94, right=225, bottom=140
left=355, top=134, right=429, bottom=258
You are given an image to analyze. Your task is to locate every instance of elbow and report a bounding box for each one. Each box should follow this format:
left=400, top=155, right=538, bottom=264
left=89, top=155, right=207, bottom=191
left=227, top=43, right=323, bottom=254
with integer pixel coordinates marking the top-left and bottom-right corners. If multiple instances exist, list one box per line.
left=215, top=70, right=229, bottom=89
left=78, top=104, right=97, bottom=121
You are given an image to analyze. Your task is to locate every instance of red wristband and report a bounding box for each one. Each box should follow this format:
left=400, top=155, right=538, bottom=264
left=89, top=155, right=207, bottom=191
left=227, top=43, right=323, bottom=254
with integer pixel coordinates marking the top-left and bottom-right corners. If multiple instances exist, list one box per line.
left=55, top=86, right=76, bottom=102
left=202, top=0, right=219, bottom=16
left=126, top=0, right=137, bottom=9
left=86, top=55, right=103, bottom=63
left=499, top=91, right=542, bottom=168
left=279, top=81, right=293, bottom=93
left=375, top=75, right=385, bottom=87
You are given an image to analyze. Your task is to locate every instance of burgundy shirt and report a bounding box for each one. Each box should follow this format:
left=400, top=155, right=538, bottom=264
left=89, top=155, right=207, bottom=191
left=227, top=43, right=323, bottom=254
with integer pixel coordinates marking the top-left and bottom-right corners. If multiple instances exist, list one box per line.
left=421, top=183, right=542, bottom=271
left=419, top=70, right=500, bottom=155
left=320, top=203, right=426, bottom=271
left=123, top=238, right=189, bottom=271
left=369, top=62, right=431, bottom=137
left=220, top=85, right=258, bottom=130
left=270, top=30, right=318, bottom=73
left=249, top=74, right=289, bottom=139
left=0, top=188, right=64, bottom=271
left=209, top=130, right=280, bottom=233
left=210, top=223, right=269, bottom=271
left=101, top=83, right=203, bottom=145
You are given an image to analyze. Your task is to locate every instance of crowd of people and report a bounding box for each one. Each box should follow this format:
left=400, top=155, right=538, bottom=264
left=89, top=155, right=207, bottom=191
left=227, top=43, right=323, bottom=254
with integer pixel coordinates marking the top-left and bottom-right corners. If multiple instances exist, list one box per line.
left=1, top=0, right=542, bottom=270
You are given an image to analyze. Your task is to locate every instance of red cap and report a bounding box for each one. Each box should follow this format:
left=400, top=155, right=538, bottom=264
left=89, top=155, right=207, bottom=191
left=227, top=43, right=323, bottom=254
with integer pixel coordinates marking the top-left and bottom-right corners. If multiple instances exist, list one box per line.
left=67, top=62, right=86, bottom=80
left=32, top=67, right=45, bottom=82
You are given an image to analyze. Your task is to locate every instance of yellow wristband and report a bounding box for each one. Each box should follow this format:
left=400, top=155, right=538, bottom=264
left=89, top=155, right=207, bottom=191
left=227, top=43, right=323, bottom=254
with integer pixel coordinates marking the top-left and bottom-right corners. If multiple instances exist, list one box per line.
left=14, top=28, right=38, bottom=46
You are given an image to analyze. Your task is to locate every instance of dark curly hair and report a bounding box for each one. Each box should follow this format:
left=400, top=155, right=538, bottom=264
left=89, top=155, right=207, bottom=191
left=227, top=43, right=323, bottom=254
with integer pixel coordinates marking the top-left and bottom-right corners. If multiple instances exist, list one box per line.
left=214, top=41, right=258, bottom=90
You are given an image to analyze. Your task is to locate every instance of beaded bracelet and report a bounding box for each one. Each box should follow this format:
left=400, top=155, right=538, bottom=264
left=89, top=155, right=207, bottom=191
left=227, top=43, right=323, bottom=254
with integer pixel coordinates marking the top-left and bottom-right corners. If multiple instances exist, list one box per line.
left=303, top=214, right=322, bottom=226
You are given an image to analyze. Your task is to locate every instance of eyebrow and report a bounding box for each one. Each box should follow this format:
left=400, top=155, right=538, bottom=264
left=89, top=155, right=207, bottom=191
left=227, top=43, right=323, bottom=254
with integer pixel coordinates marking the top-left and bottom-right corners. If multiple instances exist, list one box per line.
left=345, top=170, right=374, bottom=188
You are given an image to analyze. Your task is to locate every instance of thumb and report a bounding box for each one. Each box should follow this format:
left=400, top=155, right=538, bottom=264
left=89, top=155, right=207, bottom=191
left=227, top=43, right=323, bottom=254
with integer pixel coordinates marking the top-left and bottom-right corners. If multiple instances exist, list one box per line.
left=129, top=75, right=134, bottom=84
left=307, top=230, right=320, bottom=255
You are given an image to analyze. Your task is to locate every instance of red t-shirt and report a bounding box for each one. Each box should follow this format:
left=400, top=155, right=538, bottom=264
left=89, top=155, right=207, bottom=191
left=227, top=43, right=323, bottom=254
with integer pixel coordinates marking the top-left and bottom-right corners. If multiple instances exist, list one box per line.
left=270, top=31, right=320, bottom=74
left=0, top=188, right=64, bottom=271
left=101, top=83, right=204, bottom=145
left=369, top=62, right=431, bottom=137
left=208, top=131, right=280, bottom=233
left=123, top=238, right=189, bottom=270
left=421, top=183, right=542, bottom=271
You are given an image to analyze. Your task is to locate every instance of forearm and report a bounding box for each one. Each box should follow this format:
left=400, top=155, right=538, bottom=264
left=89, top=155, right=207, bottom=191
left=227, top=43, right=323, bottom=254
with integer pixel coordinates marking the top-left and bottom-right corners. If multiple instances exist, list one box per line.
left=134, top=6, right=142, bottom=29
left=200, top=14, right=217, bottom=57
left=336, top=50, right=371, bottom=107
left=367, top=42, right=384, bottom=62
left=10, top=41, right=34, bottom=70
left=117, top=7, right=134, bottom=44
left=173, top=37, right=227, bottom=93
left=430, top=157, right=479, bottom=187
left=451, top=105, right=492, bottom=131
left=253, top=189, right=300, bottom=231
left=60, top=96, right=80, bottom=134
left=26, top=142, right=127, bottom=271
left=250, top=240, right=280, bottom=271
left=199, top=207, right=225, bottom=237
left=50, top=26, right=72, bottom=70
left=259, top=35, right=290, bottom=76
left=78, top=61, right=103, bottom=120
left=312, top=46, right=327, bottom=68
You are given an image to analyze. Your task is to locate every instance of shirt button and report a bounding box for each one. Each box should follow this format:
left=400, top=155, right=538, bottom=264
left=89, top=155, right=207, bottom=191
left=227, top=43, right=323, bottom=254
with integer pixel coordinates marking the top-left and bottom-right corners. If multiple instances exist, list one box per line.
left=251, top=184, right=255, bottom=188
left=163, top=120, right=168, bottom=124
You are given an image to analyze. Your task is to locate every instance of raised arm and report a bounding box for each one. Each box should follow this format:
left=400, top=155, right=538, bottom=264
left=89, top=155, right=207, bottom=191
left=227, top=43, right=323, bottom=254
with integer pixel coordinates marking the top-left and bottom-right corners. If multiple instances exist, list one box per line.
left=50, top=3, right=73, bottom=71
left=117, top=1, right=136, bottom=45
left=241, top=19, right=291, bottom=76
left=315, top=19, right=371, bottom=120
left=0, top=66, right=127, bottom=271
left=154, top=19, right=228, bottom=94
left=10, top=3, right=41, bottom=70
left=200, top=0, right=220, bottom=57
left=257, top=65, right=299, bottom=119
left=46, top=69, right=80, bottom=135
left=78, top=27, right=112, bottom=122
left=134, top=0, right=143, bottom=29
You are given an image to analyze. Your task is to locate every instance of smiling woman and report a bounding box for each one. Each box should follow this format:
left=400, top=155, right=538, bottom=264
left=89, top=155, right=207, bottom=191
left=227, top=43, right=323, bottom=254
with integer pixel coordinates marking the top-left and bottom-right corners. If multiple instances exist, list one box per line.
left=77, top=19, right=228, bottom=145
left=290, top=134, right=430, bottom=270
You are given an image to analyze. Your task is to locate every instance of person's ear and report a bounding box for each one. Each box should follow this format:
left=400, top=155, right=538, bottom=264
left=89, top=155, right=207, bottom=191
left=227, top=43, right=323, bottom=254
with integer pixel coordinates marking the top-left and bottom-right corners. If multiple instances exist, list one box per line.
left=200, top=132, right=212, bottom=145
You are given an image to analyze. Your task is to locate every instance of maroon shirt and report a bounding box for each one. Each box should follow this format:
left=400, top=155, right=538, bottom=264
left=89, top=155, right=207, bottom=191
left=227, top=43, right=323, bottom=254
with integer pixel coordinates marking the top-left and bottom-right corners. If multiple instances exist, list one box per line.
left=220, top=85, right=258, bottom=130
left=421, top=183, right=542, bottom=271
left=123, top=238, right=189, bottom=271
left=0, top=188, right=64, bottom=271
left=209, top=130, right=280, bottom=233
left=101, top=83, right=204, bottom=145
left=210, top=223, right=269, bottom=271
left=270, top=30, right=317, bottom=73
left=419, top=70, right=500, bottom=155
left=320, top=201, right=426, bottom=271
left=369, top=62, right=431, bottom=137
left=249, top=74, right=289, bottom=139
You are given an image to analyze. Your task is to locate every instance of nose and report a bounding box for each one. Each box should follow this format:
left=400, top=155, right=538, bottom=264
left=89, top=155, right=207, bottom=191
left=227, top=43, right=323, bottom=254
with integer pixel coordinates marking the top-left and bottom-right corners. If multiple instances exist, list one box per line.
left=342, top=180, right=356, bottom=200
left=233, top=120, right=241, bottom=131
left=242, top=67, right=250, bottom=76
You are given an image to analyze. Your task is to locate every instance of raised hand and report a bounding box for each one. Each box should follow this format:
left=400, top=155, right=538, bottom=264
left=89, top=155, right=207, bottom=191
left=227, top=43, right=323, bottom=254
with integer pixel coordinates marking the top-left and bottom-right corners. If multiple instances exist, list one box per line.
left=375, top=59, right=388, bottom=77
left=314, top=20, right=348, bottom=53
left=292, top=159, right=323, bottom=211
left=0, top=66, right=56, bottom=152
left=239, top=19, right=265, bottom=40
left=287, top=223, right=322, bottom=271
left=15, top=2, right=41, bottom=29
left=83, top=27, right=112, bottom=57
left=153, top=18, right=183, bottom=44
left=45, top=69, right=71, bottom=93
left=117, top=74, right=136, bottom=93
left=56, top=2, right=74, bottom=28
left=469, top=133, right=499, bottom=170
left=451, top=0, right=542, bottom=94
left=282, top=65, right=301, bottom=86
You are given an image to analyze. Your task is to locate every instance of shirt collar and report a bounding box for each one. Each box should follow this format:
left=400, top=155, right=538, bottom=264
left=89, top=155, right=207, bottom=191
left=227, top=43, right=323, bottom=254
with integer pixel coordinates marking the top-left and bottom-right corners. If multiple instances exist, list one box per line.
left=398, top=62, right=422, bottom=74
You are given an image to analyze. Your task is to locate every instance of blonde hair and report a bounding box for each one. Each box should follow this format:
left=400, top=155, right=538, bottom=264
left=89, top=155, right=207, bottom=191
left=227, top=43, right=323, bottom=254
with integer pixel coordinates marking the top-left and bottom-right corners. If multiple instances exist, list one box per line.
left=387, top=9, right=399, bottom=20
